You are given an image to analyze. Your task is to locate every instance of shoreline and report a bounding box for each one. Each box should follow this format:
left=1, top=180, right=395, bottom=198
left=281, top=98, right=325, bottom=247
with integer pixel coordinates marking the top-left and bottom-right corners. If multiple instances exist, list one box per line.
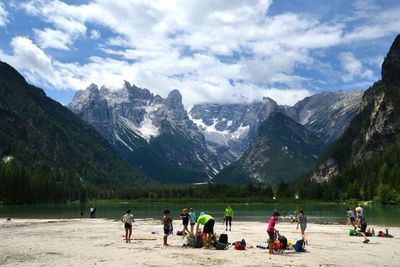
left=1, top=218, right=399, bottom=266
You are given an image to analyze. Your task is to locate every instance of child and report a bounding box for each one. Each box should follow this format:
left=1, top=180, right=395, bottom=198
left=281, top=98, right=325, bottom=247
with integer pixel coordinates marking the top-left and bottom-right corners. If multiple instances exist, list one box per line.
left=356, top=209, right=370, bottom=243
left=120, top=208, right=134, bottom=243
left=296, top=208, right=308, bottom=245
left=180, top=208, right=190, bottom=236
left=163, top=209, right=173, bottom=246
left=267, top=211, right=280, bottom=254
left=188, top=208, right=196, bottom=234
left=347, top=208, right=356, bottom=228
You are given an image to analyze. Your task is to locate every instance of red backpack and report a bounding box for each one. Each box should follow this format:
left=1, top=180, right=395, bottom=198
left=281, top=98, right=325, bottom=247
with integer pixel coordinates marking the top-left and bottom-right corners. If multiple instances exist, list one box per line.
left=234, top=242, right=246, bottom=250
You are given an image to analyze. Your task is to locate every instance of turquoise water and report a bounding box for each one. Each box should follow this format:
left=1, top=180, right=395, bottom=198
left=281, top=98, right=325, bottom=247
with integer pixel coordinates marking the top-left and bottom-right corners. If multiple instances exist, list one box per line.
left=0, top=202, right=399, bottom=227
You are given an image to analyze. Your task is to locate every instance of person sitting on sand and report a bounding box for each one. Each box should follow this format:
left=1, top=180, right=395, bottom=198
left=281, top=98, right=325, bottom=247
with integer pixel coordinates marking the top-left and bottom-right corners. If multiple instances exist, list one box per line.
left=267, top=211, right=280, bottom=254
left=120, top=208, right=134, bottom=243
left=347, top=208, right=356, bottom=228
left=180, top=208, right=190, bottom=236
left=224, top=204, right=234, bottom=231
left=356, top=209, right=370, bottom=243
left=195, top=212, right=215, bottom=249
left=163, top=209, right=173, bottom=246
left=297, top=209, right=308, bottom=245
left=188, top=208, right=196, bottom=234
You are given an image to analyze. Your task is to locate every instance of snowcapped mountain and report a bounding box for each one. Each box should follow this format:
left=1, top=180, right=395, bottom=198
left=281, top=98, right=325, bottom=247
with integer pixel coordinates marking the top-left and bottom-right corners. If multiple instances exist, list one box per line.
left=69, top=81, right=219, bottom=183
left=189, top=98, right=281, bottom=167
left=214, top=112, right=325, bottom=185
left=69, top=80, right=363, bottom=184
left=189, top=91, right=362, bottom=169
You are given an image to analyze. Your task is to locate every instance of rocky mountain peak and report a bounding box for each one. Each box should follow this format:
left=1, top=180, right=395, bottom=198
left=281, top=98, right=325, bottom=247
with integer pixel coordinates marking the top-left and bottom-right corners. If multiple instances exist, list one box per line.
left=87, top=83, right=99, bottom=93
left=165, top=89, right=184, bottom=111
left=123, top=80, right=131, bottom=89
left=382, top=34, right=400, bottom=85
left=166, top=89, right=182, bottom=103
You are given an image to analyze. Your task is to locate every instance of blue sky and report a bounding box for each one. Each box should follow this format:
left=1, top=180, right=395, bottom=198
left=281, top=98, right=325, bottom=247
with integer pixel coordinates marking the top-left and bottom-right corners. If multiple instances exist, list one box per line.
left=0, top=0, right=399, bottom=107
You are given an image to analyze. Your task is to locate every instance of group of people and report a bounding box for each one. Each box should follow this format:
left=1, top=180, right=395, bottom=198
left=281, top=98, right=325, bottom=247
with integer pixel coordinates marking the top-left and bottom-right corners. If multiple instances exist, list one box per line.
left=160, top=205, right=234, bottom=248
left=347, top=205, right=370, bottom=243
left=120, top=204, right=310, bottom=251
left=266, top=209, right=308, bottom=254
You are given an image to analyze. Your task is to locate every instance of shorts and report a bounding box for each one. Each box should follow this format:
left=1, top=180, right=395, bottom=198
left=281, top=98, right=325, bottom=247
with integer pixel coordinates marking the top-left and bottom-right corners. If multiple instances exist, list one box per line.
left=267, top=231, right=274, bottom=242
left=164, top=225, right=173, bottom=237
left=125, top=223, right=132, bottom=229
left=190, top=222, right=195, bottom=226
left=183, top=222, right=189, bottom=227
left=203, top=219, right=215, bottom=234
left=300, top=223, right=307, bottom=231
left=350, top=217, right=355, bottom=223
left=360, top=223, right=367, bottom=233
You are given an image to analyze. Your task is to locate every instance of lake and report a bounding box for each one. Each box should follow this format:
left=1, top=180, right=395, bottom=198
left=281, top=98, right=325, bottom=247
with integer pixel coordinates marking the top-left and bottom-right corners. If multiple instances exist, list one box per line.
left=1, top=202, right=399, bottom=227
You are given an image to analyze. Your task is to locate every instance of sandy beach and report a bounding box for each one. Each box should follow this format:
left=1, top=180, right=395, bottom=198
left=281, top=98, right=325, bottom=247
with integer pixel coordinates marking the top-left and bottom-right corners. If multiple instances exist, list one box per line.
left=1, top=218, right=399, bottom=267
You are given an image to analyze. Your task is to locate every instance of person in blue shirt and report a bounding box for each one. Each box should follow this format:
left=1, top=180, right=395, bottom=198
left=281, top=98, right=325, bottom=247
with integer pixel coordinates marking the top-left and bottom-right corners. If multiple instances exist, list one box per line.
left=188, top=208, right=197, bottom=234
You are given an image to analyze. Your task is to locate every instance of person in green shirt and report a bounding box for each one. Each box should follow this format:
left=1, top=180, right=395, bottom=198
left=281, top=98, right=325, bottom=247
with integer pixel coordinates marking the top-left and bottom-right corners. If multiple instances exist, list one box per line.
left=224, top=204, right=234, bottom=231
left=195, top=212, right=215, bottom=249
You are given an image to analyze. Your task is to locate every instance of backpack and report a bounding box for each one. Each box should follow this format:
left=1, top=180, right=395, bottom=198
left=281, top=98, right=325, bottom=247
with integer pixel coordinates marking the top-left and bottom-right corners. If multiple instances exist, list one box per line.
left=234, top=242, right=246, bottom=250
left=273, top=240, right=281, bottom=251
left=349, top=228, right=358, bottom=236
left=219, top=234, right=228, bottom=244
left=234, top=239, right=246, bottom=250
left=278, top=235, right=287, bottom=249
left=187, top=235, right=204, bottom=248
left=293, top=240, right=305, bottom=252
left=215, top=242, right=229, bottom=250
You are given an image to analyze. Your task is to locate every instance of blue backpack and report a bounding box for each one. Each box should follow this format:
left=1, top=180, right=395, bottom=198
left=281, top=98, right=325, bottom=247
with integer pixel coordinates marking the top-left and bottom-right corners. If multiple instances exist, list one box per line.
left=293, top=240, right=305, bottom=252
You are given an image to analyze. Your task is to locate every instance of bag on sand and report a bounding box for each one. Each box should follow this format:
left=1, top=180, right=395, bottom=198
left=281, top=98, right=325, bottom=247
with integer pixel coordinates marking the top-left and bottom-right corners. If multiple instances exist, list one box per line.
left=278, top=235, right=287, bottom=249
left=219, top=233, right=228, bottom=244
left=234, top=242, right=246, bottom=250
left=215, top=241, right=229, bottom=250
left=233, top=239, right=246, bottom=250
left=187, top=235, right=204, bottom=248
left=349, top=228, right=358, bottom=236
left=293, top=240, right=305, bottom=252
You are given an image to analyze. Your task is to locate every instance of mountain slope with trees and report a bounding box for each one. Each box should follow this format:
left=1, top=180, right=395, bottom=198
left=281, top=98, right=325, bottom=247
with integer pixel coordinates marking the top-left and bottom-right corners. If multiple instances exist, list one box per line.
left=298, top=34, right=400, bottom=203
left=0, top=61, right=149, bottom=204
left=214, top=112, right=326, bottom=185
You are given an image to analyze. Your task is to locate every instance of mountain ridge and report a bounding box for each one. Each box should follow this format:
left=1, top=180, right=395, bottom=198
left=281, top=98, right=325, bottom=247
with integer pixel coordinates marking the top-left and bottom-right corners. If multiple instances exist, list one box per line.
left=0, top=61, right=149, bottom=203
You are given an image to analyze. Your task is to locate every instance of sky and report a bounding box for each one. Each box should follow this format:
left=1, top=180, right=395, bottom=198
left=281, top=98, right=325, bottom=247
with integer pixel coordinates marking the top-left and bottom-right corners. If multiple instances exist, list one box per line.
left=0, top=0, right=399, bottom=107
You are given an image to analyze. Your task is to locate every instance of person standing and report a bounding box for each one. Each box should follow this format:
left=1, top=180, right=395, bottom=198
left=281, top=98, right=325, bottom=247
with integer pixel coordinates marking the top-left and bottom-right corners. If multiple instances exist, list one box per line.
left=356, top=209, right=370, bottom=243
left=90, top=205, right=96, bottom=218
left=267, top=211, right=280, bottom=255
left=347, top=208, right=356, bottom=228
left=120, top=208, right=134, bottom=243
left=163, top=209, right=173, bottom=246
left=224, top=204, right=234, bottom=231
left=296, top=209, right=308, bottom=245
left=355, top=205, right=363, bottom=215
left=188, top=208, right=197, bottom=234
left=196, top=212, right=215, bottom=249
left=180, top=208, right=190, bottom=236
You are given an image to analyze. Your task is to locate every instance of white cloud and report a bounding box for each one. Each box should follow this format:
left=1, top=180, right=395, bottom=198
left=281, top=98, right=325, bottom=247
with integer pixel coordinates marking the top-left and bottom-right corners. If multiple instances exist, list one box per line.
left=34, top=28, right=72, bottom=50
left=339, top=52, right=373, bottom=81
left=7, top=0, right=396, bottom=107
left=90, top=29, right=101, bottom=40
left=0, top=2, right=8, bottom=26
